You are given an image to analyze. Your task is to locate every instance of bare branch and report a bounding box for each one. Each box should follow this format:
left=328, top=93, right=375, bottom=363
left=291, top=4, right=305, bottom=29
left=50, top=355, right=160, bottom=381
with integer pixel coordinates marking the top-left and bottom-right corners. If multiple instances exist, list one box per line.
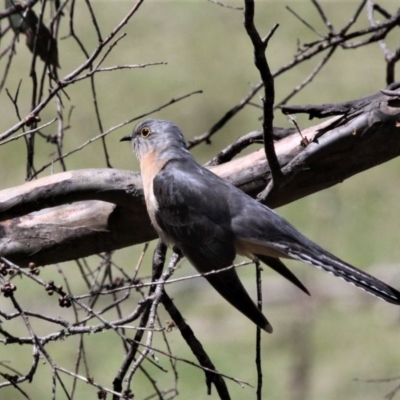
left=1, top=88, right=400, bottom=266
left=243, top=0, right=282, bottom=190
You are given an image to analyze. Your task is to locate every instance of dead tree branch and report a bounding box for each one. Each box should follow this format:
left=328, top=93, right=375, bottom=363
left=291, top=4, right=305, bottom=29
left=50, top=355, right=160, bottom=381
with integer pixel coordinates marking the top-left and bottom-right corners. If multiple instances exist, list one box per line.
left=1, top=87, right=400, bottom=267
left=243, top=0, right=282, bottom=189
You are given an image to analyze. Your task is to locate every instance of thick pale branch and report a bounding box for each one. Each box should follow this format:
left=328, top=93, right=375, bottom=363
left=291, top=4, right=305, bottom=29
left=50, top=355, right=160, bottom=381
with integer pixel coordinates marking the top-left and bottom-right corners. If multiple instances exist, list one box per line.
left=1, top=90, right=400, bottom=266
left=0, top=169, right=144, bottom=221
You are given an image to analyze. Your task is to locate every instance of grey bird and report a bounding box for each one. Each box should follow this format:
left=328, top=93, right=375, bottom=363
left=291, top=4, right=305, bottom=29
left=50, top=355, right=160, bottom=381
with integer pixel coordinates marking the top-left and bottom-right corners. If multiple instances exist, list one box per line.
left=121, top=119, right=400, bottom=333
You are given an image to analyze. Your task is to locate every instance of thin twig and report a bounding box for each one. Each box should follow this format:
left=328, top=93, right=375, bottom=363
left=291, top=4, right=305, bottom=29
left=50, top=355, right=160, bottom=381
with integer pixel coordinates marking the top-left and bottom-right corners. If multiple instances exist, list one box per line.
left=243, top=0, right=282, bottom=196
left=255, top=260, right=263, bottom=400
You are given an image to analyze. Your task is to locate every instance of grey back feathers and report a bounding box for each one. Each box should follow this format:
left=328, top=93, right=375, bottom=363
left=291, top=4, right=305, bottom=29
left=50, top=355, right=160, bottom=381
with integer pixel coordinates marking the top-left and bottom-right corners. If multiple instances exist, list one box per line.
left=121, top=118, right=400, bottom=333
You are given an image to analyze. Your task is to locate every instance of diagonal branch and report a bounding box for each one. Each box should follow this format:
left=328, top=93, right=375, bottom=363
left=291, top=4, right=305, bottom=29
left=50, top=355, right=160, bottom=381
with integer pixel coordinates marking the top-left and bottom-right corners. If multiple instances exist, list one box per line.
left=1, top=88, right=400, bottom=267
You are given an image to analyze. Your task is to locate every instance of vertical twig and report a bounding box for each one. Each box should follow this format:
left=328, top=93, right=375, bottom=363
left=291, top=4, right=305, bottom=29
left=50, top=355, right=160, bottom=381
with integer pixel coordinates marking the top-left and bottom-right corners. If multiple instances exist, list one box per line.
left=111, top=241, right=167, bottom=399
left=243, top=0, right=282, bottom=200
left=255, top=260, right=263, bottom=400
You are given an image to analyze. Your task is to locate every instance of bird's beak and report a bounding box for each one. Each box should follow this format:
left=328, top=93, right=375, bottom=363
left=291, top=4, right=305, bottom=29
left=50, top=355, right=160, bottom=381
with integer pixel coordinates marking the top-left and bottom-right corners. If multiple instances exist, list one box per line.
left=120, top=135, right=132, bottom=142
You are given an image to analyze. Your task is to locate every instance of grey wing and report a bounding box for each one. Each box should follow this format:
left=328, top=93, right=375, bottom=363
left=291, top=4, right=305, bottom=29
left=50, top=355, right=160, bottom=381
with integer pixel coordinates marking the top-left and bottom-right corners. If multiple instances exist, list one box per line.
left=255, top=254, right=310, bottom=295
left=153, top=162, right=273, bottom=332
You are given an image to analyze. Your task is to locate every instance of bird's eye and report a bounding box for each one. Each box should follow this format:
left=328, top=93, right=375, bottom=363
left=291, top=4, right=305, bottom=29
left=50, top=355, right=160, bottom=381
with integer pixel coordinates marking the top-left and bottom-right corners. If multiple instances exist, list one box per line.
left=140, top=127, right=151, bottom=138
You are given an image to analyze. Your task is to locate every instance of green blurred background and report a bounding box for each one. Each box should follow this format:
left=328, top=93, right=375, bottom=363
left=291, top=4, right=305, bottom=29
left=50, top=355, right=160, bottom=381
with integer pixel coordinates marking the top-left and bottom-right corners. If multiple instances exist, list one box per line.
left=1, top=1, right=400, bottom=399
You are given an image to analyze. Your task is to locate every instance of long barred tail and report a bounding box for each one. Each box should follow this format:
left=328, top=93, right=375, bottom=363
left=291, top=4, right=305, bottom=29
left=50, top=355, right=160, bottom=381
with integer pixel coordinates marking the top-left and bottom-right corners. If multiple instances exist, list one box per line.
left=287, top=245, right=400, bottom=305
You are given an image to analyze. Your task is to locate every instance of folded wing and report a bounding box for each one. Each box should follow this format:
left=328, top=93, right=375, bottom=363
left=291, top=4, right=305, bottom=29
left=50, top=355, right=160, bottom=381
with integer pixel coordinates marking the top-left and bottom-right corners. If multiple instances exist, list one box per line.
left=153, top=160, right=273, bottom=332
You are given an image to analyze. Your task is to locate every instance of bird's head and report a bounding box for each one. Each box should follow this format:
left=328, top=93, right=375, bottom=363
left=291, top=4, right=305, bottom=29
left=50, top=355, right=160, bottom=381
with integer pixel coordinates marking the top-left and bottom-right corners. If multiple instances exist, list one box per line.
left=120, top=119, right=188, bottom=161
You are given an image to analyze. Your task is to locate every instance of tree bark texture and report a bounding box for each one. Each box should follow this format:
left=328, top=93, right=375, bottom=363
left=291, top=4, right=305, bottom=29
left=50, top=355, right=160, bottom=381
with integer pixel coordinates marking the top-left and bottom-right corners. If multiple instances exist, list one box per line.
left=1, top=89, right=400, bottom=267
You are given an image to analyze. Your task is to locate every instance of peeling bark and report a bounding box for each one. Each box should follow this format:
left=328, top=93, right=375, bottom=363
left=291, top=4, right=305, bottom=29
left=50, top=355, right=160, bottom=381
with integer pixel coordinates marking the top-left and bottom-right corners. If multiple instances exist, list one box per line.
left=1, top=90, right=400, bottom=266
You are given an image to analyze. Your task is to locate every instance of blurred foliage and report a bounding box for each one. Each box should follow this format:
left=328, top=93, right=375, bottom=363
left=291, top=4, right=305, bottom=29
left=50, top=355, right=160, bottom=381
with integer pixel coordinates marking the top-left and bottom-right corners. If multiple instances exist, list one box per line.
left=1, top=1, right=400, bottom=399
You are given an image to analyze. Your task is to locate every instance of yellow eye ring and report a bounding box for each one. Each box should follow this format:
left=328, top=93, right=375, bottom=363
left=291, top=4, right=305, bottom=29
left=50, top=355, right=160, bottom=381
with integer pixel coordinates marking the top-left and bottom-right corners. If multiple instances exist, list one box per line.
left=140, top=126, right=151, bottom=138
